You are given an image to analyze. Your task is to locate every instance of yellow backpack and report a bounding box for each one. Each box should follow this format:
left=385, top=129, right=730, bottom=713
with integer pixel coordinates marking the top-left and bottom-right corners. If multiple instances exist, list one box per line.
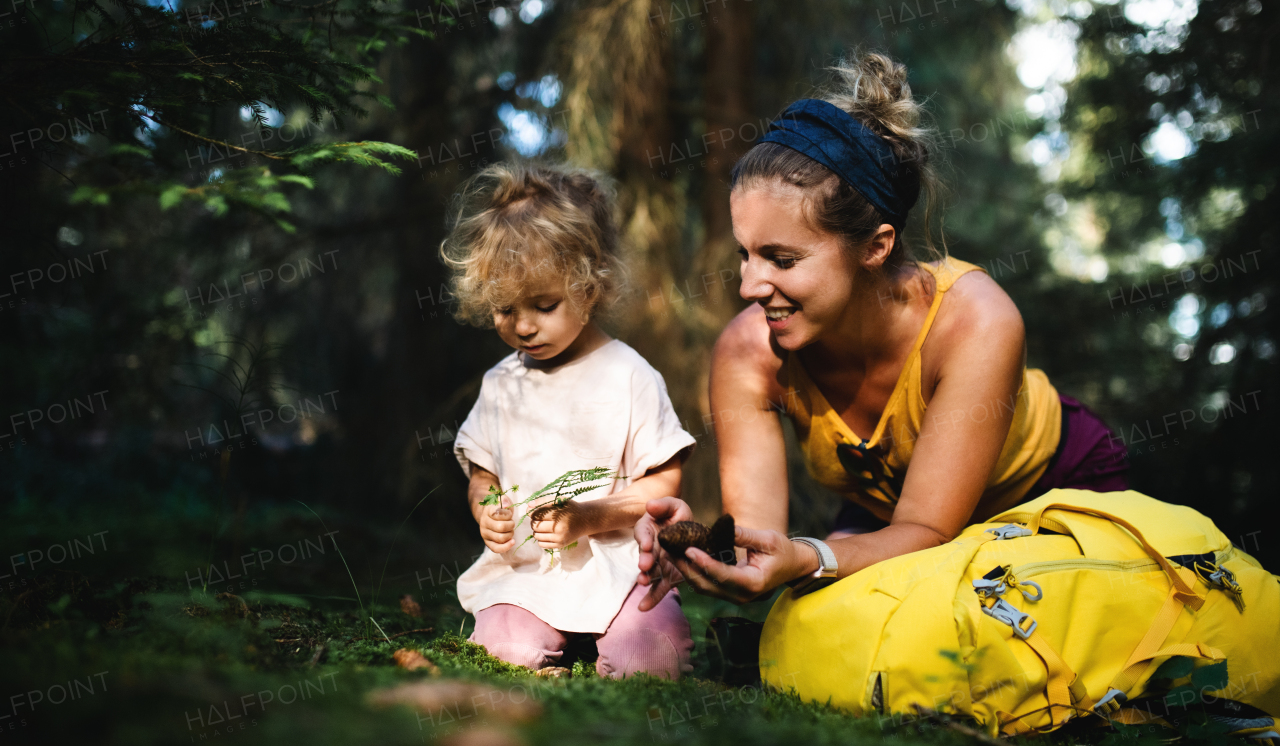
left=759, top=489, right=1280, bottom=739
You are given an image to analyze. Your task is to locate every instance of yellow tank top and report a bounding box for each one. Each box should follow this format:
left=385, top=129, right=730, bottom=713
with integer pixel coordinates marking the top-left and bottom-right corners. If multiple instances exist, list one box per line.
left=780, top=258, right=1062, bottom=523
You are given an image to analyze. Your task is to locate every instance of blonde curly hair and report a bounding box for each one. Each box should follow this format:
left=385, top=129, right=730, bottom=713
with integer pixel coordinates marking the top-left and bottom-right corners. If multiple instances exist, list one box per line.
left=439, top=162, right=626, bottom=327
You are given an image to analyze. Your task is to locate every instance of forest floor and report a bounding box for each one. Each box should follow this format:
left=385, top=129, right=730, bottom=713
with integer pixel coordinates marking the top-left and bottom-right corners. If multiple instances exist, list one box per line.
left=0, top=492, right=1231, bottom=746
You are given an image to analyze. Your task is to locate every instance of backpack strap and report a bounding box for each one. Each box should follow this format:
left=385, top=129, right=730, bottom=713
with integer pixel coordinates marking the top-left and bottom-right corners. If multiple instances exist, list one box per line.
left=1018, top=618, right=1095, bottom=718
left=1107, top=589, right=1225, bottom=698
left=1023, top=503, right=1205, bottom=609
left=1019, top=503, right=1216, bottom=718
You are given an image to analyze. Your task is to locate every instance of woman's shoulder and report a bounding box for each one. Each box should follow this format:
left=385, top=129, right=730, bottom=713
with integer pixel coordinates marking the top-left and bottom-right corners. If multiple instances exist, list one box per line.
left=937, top=260, right=1023, bottom=329
left=712, top=305, right=788, bottom=397
left=715, top=305, right=783, bottom=361
left=924, top=258, right=1025, bottom=365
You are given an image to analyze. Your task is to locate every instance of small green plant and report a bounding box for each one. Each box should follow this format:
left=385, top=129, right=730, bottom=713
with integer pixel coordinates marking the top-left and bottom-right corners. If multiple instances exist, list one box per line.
left=479, top=467, right=624, bottom=557
left=479, top=482, right=520, bottom=510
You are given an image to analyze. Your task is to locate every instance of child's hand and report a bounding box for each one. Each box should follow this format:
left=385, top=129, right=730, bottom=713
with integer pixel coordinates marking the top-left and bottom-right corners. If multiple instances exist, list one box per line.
left=530, top=501, right=595, bottom=550
left=635, top=496, right=694, bottom=611
left=479, top=495, right=516, bottom=553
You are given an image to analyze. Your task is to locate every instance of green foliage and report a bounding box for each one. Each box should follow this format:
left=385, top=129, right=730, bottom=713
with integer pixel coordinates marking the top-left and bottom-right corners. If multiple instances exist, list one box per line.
left=526, top=467, right=623, bottom=504
left=480, top=482, right=521, bottom=507
left=3, top=0, right=426, bottom=231
left=519, top=468, right=622, bottom=554
left=1048, top=0, right=1277, bottom=539
left=1151, top=657, right=1230, bottom=707
left=296, top=499, right=372, bottom=638
left=478, top=469, right=621, bottom=554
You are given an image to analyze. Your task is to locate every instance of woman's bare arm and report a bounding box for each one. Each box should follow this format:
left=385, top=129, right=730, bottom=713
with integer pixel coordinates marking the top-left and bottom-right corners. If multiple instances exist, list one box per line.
left=887, top=271, right=1027, bottom=542
left=634, top=305, right=791, bottom=608
left=711, top=304, right=791, bottom=534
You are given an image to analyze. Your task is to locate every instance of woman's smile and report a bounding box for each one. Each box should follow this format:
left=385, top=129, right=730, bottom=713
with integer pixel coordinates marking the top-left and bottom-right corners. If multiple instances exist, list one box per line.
left=763, top=304, right=799, bottom=329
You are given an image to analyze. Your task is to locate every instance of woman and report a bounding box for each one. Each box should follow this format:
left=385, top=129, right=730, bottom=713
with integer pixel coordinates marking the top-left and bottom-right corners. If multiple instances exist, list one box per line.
left=635, top=52, right=1128, bottom=610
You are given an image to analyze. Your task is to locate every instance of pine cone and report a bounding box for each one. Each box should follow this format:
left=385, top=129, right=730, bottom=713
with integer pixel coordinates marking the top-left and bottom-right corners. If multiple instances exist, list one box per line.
left=658, top=514, right=737, bottom=566
left=658, top=521, right=709, bottom=555
left=707, top=514, right=737, bottom=565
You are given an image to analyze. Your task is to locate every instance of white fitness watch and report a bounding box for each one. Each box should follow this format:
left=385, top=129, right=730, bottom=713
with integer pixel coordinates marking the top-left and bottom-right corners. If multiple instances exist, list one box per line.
left=787, top=537, right=838, bottom=597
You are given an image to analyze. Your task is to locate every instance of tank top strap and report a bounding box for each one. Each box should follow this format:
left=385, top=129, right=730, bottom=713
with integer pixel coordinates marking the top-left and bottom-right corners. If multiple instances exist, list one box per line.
left=907, top=258, right=988, bottom=356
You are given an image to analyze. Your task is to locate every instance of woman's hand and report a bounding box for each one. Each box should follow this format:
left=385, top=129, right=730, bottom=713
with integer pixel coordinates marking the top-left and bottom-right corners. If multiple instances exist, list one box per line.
left=634, top=497, right=694, bottom=611
left=478, top=496, right=516, bottom=554
left=670, top=524, right=818, bottom=604
left=530, top=500, right=597, bottom=550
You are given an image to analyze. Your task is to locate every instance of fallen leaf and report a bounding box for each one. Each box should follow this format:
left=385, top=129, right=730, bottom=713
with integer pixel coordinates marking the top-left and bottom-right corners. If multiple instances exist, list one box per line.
left=393, top=648, right=441, bottom=675
left=400, top=594, right=422, bottom=618
left=367, top=680, right=541, bottom=724
left=534, top=667, right=570, bottom=679
left=439, top=726, right=527, bottom=746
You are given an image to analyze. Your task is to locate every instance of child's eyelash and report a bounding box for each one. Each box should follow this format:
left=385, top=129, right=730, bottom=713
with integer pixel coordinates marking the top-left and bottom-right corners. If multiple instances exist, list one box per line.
left=536, top=302, right=559, bottom=313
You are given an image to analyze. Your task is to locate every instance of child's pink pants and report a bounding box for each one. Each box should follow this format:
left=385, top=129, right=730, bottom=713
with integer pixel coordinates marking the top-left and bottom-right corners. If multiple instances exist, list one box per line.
left=468, top=582, right=693, bottom=680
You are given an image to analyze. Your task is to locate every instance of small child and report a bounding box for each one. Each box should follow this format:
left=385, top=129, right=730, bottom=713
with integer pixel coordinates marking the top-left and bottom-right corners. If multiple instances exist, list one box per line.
left=440, top=162, right=696, bottom=679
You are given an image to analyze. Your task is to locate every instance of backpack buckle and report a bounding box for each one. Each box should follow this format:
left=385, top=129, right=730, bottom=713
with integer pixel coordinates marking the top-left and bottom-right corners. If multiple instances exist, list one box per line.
left=1093, top=688, right=1128, bottom=714
left=1192, top=560, right=1246, bottom=611
left=973, top=571, right=1042, bottom=602
left=981, top=598, right=1037, bottom=639
left=987, top=524, right=1032, bottom=540
left=1207, top=565, right=1241, bottom=593
left=972, top=578, right=1007, bottom=598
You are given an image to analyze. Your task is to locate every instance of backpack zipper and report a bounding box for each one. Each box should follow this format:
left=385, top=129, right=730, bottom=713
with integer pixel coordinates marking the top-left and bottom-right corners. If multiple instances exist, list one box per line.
left=1009, top=548, right=1235, bottom=584
left=1010, top=557, right=1162, bottom=579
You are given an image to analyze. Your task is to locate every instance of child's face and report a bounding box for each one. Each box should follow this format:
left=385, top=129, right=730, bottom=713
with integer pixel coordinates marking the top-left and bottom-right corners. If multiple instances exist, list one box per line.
left=493, top=276, right=590, bottom=365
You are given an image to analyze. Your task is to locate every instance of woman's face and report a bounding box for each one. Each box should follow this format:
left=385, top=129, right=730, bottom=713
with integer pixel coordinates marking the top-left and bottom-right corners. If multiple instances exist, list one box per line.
left=730, top=182, right=858, bottom=351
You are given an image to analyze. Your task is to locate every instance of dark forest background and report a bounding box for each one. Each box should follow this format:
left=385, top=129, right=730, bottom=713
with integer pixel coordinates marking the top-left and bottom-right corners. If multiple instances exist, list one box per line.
left=0, top=0, right=1276, bottom=742
left=2, top=0, right=1276, bottom=575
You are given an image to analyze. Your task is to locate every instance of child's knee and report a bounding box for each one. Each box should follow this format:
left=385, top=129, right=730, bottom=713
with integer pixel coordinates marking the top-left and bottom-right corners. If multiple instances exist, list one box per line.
left=470, top=604, right=567, bottom=670
left=477, top=640, right=563, bottom=671
left=595, top=626, right=692, bottom=681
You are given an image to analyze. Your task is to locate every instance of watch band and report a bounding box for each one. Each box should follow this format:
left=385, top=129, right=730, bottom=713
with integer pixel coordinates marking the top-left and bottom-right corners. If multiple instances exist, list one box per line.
left=787, top=537, right=838, bottom=597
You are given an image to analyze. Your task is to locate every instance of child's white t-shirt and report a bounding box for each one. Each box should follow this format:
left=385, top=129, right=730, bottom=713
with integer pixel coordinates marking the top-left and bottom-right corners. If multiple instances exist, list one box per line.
left=452, top=338, right=697, bottom=634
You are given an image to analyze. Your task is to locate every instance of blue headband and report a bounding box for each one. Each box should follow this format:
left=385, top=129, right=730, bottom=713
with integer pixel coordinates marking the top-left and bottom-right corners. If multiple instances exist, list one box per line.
left=758, top=98, right=920, bottom=232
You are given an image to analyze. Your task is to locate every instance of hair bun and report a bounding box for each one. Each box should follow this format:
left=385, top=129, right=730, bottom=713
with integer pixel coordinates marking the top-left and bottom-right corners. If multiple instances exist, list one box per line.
left=822, top=51, right=923, bottom=148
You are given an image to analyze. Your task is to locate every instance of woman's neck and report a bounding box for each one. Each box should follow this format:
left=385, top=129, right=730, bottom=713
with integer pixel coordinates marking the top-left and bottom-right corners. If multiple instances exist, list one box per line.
left=808, top=262, right=931, bottom=370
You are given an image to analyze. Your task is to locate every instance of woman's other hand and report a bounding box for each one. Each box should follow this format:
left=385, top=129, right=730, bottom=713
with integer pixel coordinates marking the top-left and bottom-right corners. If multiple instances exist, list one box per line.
left=635, top=496, right=694, bottom=611
left=670, top=524, right=818, bottom=604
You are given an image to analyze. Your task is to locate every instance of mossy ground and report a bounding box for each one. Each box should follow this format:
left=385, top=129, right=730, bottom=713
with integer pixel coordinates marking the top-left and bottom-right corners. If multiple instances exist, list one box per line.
left=0, top=493, right=1231, bottom=746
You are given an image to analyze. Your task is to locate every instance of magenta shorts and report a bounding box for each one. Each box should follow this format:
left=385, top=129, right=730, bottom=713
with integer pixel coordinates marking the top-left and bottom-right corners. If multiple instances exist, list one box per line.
left=1021, top=394, right=1130, bottom=497
left=832, top=394, right=1131, bottom=533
